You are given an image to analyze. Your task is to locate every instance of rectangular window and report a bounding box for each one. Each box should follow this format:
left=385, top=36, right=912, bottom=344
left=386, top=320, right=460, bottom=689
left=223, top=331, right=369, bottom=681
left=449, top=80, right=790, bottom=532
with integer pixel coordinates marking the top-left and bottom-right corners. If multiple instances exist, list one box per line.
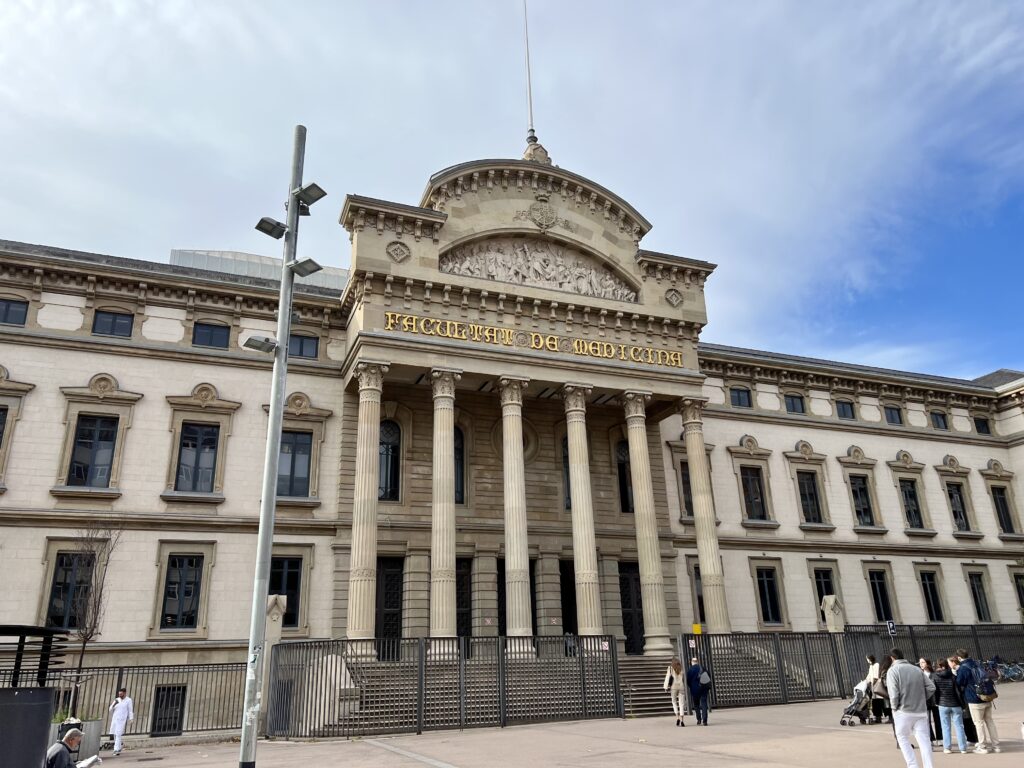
left=867, top=569, right=894, bottom=622
left=899, top=478, right=924, bottom=529
left=884, top=406, right=903, bottom=425
left=796, top=470, right=823, bottom=524
left=175, top=423, right=219, bottom=493
left=68, top=415, right=118, bottom=488
left=0, top=406, right=8, bottom=446
left=850, top=474, right=875, bottom=526
left=755, top=566, right=784, bottom=625
left=45, top=552, right=95, bottom=629
left=0, top=298, right=28, bottom=326
left=161, top=554, right=204, bottom=628
left=277, top=430, right=312, bottom=497
left=740, top=466, right=767, bottom=520
left=269, top=556, right=302, bottom=628
left=974, top=417, right=991, bottom=435
left=692, top=563, right=705, bottom=624
left=967, top=572, right=992, bottom=622
left=91, top=310, right=133, bottom=337
left=991, top=486, right=1016, bottom=534
left=1014, top=574, right=1024, bottom=614
left=288, top=334, right=319, bottom=359
left=679, top=461, right=694, bottom=516
left=930, top=411, right=949, bottom=430
left=192, top=322, right=229, bottom=348
left=946, top=482, right=970, bottom=531
left=919, top=570, right=945, bottom=622
left=812, top=567, right=836, bottom=625
left=784, top=394, right=805, bottom=414
left=729, top=387, right=752, bottom=408
left=836, top=400, right=855, bottom=420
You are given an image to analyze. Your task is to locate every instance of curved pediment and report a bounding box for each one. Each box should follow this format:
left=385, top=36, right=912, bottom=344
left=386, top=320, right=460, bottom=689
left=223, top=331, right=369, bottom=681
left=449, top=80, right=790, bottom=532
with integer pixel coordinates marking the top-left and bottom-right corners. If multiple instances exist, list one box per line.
left=439, top=236, right=638, bottom=302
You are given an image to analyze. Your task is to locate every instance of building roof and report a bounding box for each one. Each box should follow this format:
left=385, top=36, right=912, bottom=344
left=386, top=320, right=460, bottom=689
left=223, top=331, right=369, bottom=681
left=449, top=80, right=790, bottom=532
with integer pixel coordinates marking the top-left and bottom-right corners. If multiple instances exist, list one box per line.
left=971, top=368, right=1024, bottom=388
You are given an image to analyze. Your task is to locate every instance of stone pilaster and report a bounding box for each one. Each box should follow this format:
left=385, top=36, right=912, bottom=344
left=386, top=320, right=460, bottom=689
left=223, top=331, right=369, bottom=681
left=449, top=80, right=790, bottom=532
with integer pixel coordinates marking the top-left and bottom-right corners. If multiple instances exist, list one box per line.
left=430, top=368, right=461, bottom=638
left=562, top=384, right=603, bottom=635
left=680, top=398, right=731, bottom=633
left=498, top=376, right=533, bottom=637
left=346, top=361, right=388, bottom=640
left=621, top=391, right=672, bottom=654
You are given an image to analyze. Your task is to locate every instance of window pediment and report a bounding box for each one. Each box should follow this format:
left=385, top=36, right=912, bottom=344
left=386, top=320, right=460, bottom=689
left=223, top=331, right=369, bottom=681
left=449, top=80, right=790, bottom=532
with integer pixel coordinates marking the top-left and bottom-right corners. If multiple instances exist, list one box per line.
left=886, top=450, right=925, bottom=474
left=60, top=373, right=142, bottom=406
left=837, top=445, right=876, bottom=468
left=783, top=440, right=825, bottom=464
left=934, top=454, right=970, bottom=477
left=727, top=434, right=771, bottom=458
left=979, top=459, right=1014, bottom=480
left=166, top=383, right=241, bottom=415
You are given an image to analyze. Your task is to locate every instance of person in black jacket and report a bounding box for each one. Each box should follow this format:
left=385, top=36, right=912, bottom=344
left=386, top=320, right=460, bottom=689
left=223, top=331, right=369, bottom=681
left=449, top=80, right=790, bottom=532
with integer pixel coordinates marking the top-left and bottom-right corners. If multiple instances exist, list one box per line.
left=933, top=659, right=969, bottom=753
left=686, top=656, right=711, bottom=726
left=45, top=729, right=82, bottom=768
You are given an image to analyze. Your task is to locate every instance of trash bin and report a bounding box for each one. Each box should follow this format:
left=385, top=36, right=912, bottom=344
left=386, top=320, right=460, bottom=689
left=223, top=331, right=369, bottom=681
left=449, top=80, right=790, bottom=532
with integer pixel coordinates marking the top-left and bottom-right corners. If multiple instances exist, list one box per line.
left=0, top=688, right=56, bottom=768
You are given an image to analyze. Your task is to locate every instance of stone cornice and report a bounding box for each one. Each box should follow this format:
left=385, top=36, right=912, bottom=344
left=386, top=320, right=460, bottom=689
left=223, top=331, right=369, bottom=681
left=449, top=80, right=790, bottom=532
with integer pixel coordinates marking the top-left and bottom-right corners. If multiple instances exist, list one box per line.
left=339, top=194, right=447, bottom=242
left=0, top=508, right=338, bottom=535
left=635, top=250, right=716, bottom=288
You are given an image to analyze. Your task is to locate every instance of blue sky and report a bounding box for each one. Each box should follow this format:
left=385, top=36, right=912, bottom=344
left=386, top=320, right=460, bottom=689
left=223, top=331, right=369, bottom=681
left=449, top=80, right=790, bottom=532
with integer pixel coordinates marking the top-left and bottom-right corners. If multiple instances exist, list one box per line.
left=1, top=1, right=1022, bottom=380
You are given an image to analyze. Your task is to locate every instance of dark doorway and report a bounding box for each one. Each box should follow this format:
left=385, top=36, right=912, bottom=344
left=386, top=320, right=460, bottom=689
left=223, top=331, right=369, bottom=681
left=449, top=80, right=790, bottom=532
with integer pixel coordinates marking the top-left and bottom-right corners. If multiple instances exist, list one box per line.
left=619, top=562, right=645, bottom=655
left=559, top=560, right=578, bottom=636
left=497, top=558, right=537, bottom=636
left=456, top=557, right=473, bottom=638
left=376, top=556, right=404, bottom=660
left=151, top=684, right=187, bottom=736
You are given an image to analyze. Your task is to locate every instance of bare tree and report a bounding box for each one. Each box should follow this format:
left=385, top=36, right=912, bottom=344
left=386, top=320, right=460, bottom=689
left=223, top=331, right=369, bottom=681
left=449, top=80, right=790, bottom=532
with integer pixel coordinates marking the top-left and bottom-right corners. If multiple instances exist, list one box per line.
left=66, top=520, right=123, bottom=717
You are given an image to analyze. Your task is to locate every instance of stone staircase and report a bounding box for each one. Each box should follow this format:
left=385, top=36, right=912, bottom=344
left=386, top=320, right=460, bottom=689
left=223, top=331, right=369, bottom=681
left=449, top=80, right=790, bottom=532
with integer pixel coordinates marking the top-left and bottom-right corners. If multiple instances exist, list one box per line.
left=617, top=655, right=675, bottom=718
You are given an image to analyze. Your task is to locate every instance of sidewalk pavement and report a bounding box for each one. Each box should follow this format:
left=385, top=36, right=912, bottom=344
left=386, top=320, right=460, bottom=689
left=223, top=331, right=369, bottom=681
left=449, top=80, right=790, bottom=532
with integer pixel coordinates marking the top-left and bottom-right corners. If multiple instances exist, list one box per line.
left=110, top=684, right=1024, bottom=768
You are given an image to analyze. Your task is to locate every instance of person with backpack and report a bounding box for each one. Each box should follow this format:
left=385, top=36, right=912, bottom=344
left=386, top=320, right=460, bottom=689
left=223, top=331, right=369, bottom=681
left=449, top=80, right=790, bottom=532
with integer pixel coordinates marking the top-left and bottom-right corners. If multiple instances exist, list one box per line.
left=954, top=649, right=1000, bottom=753
left=686, top=656, right=711, bottom=726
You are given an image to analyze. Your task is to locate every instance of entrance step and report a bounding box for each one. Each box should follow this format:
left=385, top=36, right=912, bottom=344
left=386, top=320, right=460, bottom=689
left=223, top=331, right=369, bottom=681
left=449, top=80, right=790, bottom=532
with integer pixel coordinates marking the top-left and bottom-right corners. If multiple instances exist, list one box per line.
left=617, top=655, right=676, bottom=718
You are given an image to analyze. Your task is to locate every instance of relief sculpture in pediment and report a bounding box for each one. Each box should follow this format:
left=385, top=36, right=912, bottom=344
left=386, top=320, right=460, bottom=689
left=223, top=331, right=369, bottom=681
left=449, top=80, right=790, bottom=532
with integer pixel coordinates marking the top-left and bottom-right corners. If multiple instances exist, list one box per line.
left=438, top=236, right=638, bottom=302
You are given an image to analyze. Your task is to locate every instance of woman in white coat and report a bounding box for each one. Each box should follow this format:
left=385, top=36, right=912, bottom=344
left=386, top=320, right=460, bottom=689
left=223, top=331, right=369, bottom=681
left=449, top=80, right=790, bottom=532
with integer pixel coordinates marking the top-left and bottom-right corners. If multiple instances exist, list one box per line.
left=108, top=687, right=134, bottom=756
left=663, top=657, right=686, bottom=726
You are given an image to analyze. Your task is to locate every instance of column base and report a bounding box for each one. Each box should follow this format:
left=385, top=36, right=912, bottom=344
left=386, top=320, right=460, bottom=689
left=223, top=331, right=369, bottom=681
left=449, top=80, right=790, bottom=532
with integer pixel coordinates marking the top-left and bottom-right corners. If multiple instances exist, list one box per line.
left=642, top=633, right=674, bottom=655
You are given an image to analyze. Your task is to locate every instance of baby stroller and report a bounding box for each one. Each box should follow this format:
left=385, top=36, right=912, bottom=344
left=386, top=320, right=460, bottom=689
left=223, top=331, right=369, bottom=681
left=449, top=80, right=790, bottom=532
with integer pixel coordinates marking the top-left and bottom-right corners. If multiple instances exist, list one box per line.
left=839, top=680, right=871, bottom=726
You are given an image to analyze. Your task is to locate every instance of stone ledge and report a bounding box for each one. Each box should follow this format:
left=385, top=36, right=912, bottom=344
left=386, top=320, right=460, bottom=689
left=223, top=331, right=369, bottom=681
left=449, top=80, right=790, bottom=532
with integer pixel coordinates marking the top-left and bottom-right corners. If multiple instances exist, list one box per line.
left=853, top=525, right=888, bottom=535
left=951, top=530, right=985, bottom=541
left=50, top=485, right=122, bottom=500
left=997, top=532, right=1024, bottom=543
left=903, top=528, right=938, bottom=538
left=740, top=519, right=781, bottom=530
left=798, top=522, right=837, bottom=533
left=277, top=496, right=322, bottom=509
left=159, top=490, right=225, bottom=505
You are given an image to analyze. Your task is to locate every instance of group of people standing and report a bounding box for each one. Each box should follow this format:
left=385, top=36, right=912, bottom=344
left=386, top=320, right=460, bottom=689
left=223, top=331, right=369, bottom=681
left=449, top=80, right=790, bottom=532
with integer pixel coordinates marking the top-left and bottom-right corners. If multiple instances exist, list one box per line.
left=866, top=648, right=1000, bottom=768
left=663, top=656, right=712, bottom=727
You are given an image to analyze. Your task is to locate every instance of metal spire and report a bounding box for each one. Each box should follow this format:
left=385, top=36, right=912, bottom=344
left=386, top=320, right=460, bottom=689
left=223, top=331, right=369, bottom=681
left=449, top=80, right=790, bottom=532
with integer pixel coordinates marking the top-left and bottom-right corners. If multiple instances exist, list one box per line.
left=521, top=0, right=551, bottom=164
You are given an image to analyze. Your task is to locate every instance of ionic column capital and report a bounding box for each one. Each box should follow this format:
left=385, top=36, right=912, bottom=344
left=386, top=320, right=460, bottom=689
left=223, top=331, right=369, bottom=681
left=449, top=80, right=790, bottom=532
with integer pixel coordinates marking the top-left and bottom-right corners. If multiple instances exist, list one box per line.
left=678, top=397, right=707, bottom=426
left=355, top=361, right=389, bottom=392
left=498, top=377, right=529, bottom=408
left=562, top=383, right=593, bottom=415
left=621, top=390, right=652, bottom=421
left=431, top=368, right=462, bottom=400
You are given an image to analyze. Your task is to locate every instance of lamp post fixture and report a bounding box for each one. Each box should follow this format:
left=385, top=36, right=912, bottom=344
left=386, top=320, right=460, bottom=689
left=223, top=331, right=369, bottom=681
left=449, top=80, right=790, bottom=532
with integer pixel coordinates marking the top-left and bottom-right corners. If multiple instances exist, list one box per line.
left=239, top=124, right=324, bottom=768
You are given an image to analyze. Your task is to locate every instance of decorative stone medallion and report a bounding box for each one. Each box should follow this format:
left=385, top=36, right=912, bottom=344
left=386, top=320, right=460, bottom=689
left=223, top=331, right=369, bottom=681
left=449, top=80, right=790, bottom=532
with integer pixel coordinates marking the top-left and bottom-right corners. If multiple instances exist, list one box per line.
left=386, top=241, right=411, bottom=264
left=528, top=201, right=557, bottom=229
left=665, top=288, right=683, bottom=307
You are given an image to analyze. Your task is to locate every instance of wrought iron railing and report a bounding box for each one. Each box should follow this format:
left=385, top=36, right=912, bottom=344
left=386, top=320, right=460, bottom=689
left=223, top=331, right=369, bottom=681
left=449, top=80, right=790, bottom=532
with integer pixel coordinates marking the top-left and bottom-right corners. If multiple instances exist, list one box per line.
left=0, top=625, right=68, bottom=689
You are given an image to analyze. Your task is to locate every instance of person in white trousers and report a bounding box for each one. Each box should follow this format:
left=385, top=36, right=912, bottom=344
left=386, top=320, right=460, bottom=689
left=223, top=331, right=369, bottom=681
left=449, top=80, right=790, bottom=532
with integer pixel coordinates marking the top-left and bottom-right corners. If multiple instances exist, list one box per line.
left=886, top=648, right=936, bottom=768
left=663, top=657, right=686, bottom=727
left=109, top=687, right=134, bottom=756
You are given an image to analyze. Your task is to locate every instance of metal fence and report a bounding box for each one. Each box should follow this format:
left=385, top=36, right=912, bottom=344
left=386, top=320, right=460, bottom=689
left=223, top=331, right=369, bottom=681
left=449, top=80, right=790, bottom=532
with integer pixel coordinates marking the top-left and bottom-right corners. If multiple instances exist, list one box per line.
left=843, top=624, right=1024, bottom=676
left=266, top=635, right=621, bottom=738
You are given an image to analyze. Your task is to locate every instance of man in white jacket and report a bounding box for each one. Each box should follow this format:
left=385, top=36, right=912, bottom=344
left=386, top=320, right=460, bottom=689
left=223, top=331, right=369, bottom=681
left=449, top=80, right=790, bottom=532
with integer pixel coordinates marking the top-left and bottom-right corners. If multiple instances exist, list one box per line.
left=109, top=687, right=134, bottom=756
left=886, top=648, right=936, bottom=768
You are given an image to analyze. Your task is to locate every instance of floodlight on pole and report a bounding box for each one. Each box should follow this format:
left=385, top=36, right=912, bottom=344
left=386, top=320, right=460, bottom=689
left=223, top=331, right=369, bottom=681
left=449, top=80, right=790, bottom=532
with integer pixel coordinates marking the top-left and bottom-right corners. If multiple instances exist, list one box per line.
left=288, top=257, right=323, bottom=278
left=295, top=182, right=327, bottom=206
left=255, top=217, right=287, bottom=239
left=242, top=335, right=278, bottom=354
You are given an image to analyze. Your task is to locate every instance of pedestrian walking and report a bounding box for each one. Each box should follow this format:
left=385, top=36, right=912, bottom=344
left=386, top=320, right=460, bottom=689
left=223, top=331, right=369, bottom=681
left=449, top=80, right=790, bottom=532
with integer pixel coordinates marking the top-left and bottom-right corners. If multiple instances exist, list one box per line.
left=917, top=658, right=941, bottom=744
left=686, top=656, right=712, bottom=726
left=663, top=657, right=686, bottom=726
left=932, top=659, right=969, bottom=753
left=45, top=728, right=82, bottom=768
left=875, top=655, right=894, bottom=729
left=109, top=686, right=135, bottom=755
left=866, top=654, right=884, bottom=724
left=948, top=656, right=979, bottom=745
left=887, top=647, right=936, bottom=768
left=954, top=649, right=1000, bottom=754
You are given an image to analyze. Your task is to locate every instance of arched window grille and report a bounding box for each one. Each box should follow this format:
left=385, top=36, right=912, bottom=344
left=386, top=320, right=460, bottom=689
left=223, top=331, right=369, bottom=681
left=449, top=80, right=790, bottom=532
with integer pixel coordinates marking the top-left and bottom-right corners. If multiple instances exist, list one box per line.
left=378, top=419, right=401, bottom=501
left=454, top=426, right=465, bottom=504
left=616, top=440, right=634, bottom=514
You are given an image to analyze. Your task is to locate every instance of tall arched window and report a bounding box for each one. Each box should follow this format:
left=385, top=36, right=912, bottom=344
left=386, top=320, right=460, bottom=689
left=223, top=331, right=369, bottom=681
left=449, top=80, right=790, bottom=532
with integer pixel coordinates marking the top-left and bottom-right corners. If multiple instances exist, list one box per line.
left=616, top=440, right=634, bottom=514
left=454, top=426, right=465, bottom=505
left=378, top=419, right=401, bottom=501
left=562, top=435, right=572, bottom=510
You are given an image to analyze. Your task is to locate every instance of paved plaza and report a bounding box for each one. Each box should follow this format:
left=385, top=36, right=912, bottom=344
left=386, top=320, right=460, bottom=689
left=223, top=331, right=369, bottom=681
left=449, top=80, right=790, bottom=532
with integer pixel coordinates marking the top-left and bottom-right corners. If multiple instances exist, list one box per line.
left=108, top=685, right=1023, bottom=767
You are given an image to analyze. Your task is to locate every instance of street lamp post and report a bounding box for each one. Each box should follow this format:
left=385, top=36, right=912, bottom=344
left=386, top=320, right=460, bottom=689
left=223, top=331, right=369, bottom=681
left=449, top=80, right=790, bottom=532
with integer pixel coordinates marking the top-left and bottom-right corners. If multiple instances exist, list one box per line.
left=239, top=124, right=325, bottom=768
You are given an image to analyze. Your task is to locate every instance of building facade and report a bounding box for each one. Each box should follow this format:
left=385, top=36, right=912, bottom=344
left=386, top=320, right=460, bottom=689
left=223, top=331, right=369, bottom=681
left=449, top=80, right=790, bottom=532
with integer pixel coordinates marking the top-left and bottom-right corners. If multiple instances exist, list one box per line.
left=1, top=144, right=1022, bottom=667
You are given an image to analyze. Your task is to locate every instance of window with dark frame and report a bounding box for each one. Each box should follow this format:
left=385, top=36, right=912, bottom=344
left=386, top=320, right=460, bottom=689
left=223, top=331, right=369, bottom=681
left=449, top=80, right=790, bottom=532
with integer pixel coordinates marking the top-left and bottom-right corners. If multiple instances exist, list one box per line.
left=812, top=566, right=836, bottom=625
left=68, top=414, right=118, bottom=488
left=45, top=551, right=95, bottom=629
left=378, top=419, right=401, bottom=501
left=454, top=426, right=465, bottom=505
left=730, top=387, right=752, bottom=408
left=836, top=400, right=856, bottom=420
left=850, top=474, right=875, bottom=526
left=175, top=423, right=219, bottom=493
left=740, top=466, right=768, bottom=520
left=784, top=394, right=805, bottom=414
left=562, top=435, right=571, bottom=510
left=191, top=322, right=229, bottom=348
left=277, top=430, right=312, bottom=497
left=161, top=554, right=204, bottom=628
left=692, top=563, right=705, bottom=624
left=867, top=569, right=894, bottom=622
left=899, top=478, right=924, bottom=529
left=796, top=470, right=822, bottom=524
left=1013, top=573, right=1024, bottom=614
left=0, top=298, right=28, bottom=326
left=946, top=482, right=971, bottom=531
left=0, top=406, right=7, bottom=445
left=92, top=310, right=133, bottom=337
left=974, top=417, right=992, bottom=435
left=288, top=334, right=319, bottom=359
left=991, top=486, right=1016, bottom=534
left=884, top=405, right=903, bottom=425
left=755, top=566, right=784, bottom=625
left=679, top=460, right=694, bottom=517
left=930, top=411, right=949, bottom=430
left=269, top=556, right=302, bottom=628
left=616, top=440, right=634, bottom=514
left=919, top=570, right=944, bottom=622
left=967, top=572, right=992, bottom=622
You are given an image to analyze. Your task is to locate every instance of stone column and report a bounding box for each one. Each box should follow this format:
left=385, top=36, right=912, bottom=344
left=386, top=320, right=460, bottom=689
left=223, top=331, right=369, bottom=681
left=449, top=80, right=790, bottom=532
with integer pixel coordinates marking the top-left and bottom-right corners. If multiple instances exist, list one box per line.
left=680, top=398, right=731, bottom=633
left=498, top=376, right=533, bottom=637
left=562, top=384, right=603, bottom=635
left=535, top=550, right=563, bottom=636
left=346, top=361, right=388, bottom=640
left=472, top=548, right=500, bottom=637
left=429, top=369, right=461, bottom=638
left=621, top=391, right=673, bottom=654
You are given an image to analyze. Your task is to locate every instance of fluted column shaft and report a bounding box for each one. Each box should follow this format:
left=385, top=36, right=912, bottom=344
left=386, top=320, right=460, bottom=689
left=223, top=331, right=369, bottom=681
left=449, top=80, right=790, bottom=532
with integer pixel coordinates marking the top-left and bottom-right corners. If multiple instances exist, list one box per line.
left=499, top=377, right=533, bottom=636
left=622, top=391, right=672, bottom=654
left=430, top=369, right=461, bottom=638
left=680, top=398, right=731, bottom=633
left=563, top=384, right=603, bottom=635
left=347, top=362, right=388, bottom=640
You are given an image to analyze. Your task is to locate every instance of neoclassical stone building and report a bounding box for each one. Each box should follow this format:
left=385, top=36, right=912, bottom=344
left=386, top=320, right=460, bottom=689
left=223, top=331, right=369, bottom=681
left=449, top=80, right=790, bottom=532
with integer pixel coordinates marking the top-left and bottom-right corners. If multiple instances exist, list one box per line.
left=1, top=142, right=1022, bottom=667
